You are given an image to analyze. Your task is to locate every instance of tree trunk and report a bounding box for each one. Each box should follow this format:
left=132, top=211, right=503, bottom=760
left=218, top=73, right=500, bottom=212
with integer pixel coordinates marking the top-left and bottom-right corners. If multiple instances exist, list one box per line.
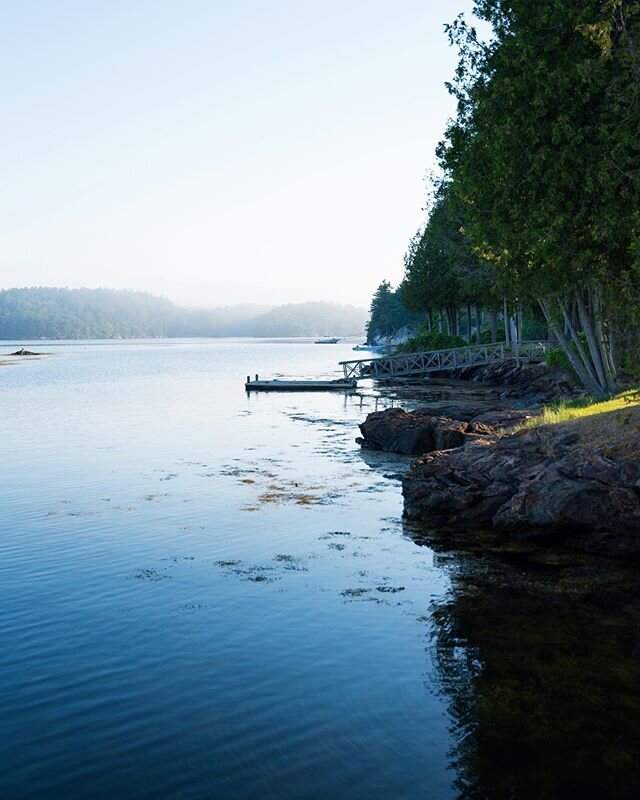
left=447, top=306, right=458, bottom=336
left=466, top=305, right=472, bottom=344
left=608, top=330, right=618, bottom=377
left=577, top=288, right=616, bottom=395
left=539, top=298, right=601, bottom=394
left=557, top=297, right=600, bottom=389
left=490, top=308, right=498, bottom=343
left=592, top=287, right=618, bottom=388
left=503, top=300, right=511, bottom=346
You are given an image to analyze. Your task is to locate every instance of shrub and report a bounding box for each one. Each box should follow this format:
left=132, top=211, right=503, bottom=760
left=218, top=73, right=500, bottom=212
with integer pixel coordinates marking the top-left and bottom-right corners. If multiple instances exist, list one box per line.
left=396, top=329, right=466, bottom=353
left=480, top=328, right=506, bottom=344
left=546, top=348, right=573, bottom=372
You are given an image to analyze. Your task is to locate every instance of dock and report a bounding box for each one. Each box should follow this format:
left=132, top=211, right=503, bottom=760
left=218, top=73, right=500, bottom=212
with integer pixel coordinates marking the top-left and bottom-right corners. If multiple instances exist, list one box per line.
left=244, top=341, right=558, bottom=392
left=339, top=340, right=557, bottom=381
left=245, top=374, right=356, bottom=392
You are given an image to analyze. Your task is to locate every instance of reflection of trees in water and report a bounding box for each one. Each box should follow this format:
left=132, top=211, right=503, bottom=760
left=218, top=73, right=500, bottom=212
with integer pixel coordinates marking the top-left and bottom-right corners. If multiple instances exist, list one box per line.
left=416, top=527, right=640, bottom=799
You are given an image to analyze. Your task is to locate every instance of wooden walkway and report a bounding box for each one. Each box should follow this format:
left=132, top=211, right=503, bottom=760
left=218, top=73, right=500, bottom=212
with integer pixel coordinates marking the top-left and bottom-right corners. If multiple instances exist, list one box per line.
left=339, top=340, right=556, bottom=382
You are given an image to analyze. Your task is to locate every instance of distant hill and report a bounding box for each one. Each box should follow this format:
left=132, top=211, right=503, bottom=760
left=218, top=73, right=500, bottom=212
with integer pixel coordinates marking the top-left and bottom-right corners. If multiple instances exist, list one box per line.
left=0, top=287, right=366, bottom=339
left=244, top=302, right=366, bottom=338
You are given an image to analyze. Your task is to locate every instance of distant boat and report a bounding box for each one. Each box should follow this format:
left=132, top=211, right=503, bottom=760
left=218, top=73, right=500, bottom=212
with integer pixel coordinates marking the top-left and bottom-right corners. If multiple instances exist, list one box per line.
left=314, top=337, right=341, bottom=344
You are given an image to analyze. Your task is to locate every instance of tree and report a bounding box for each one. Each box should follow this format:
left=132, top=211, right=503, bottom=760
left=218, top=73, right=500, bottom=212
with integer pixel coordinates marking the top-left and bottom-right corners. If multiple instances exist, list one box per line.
left=439, top=0, right=640, bottom=394
left=366, top=281, right=422, bottom=342
left=401, top=182, right=495, bottom=340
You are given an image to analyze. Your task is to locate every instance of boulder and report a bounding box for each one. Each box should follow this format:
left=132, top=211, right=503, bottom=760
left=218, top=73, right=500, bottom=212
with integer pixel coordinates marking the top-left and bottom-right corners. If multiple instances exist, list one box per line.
left=402, top=414, right=640, bottom=556
left=356, top=408, right=471, bottom=455
left=356, top=406, right=534, bottom=456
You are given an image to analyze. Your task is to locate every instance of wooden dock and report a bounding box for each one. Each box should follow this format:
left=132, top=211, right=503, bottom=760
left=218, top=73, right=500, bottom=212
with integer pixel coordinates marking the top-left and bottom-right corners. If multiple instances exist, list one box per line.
left=244, top=340, right=557, bottom=392
left=339, top=340, right=557, bottom=381
left=245, top=375, right=356, bottom=392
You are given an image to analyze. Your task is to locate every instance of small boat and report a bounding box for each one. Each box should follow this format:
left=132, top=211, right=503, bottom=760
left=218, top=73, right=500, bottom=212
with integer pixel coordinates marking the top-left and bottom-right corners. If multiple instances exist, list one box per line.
left=246, top=376, right=356, bottom=392
left=314, top=337, right=341, bottom=344
left=352, top=343, right=386, bottom=351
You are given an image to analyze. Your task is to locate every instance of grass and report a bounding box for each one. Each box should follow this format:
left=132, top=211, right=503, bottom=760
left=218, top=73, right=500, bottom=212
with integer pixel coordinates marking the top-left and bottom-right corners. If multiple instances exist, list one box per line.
left=521, top=388, right=640, bottom=429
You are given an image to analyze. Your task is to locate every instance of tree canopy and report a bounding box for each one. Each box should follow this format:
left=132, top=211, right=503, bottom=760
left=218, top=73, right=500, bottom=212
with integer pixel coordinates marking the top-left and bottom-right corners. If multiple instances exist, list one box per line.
left=436, top=0, right=640, bottom=392
left=367, top=0, right=640, bottom=391
left=366, top=281, right=423, bottom=342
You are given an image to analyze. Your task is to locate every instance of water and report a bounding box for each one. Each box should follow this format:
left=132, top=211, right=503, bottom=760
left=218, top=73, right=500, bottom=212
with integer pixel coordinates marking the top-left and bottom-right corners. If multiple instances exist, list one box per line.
left=2, top=340, right=639, bottom=799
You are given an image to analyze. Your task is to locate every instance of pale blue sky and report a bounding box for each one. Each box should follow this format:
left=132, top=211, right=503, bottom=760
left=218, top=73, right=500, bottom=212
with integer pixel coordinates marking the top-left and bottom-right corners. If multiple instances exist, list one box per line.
left=1, top=0, right=479, bottom=307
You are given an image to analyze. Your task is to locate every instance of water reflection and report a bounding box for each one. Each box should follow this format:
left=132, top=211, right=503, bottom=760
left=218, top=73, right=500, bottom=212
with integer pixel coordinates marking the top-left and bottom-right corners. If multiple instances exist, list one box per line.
left=408, top=525, right=640, bottom=799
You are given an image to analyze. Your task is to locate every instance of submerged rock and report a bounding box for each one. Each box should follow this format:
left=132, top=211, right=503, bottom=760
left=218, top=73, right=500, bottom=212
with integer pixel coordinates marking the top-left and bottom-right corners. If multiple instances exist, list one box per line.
left=10, top=348, right=40, bottom=356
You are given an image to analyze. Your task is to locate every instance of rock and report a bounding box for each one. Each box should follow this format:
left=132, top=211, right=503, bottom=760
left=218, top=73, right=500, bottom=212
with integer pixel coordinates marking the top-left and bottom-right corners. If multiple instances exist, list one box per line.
left=402, top=414, right=640, bottom=556
left=10, top=348, right=40, bottom=356
left=356, top=406, right=533, bottom=456
left=357, top=408, right=474, bottom=455
left=469, top=408, right=535, bottom=430
left=456, top=360, right=577, bottom=404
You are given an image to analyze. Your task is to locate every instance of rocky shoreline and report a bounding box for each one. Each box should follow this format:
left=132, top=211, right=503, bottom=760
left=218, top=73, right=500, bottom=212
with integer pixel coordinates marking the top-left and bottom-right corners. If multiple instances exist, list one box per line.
left=357, top=372, right=640, bottom=558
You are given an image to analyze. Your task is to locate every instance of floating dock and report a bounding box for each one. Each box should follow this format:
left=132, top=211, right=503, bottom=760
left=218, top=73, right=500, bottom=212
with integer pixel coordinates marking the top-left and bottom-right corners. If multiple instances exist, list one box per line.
left=245, top=375, right=356, bottom=392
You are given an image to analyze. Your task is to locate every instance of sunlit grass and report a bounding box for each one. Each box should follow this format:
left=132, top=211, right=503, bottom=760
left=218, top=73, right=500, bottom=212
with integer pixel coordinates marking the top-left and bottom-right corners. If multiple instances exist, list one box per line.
left=521, top=388, right=640, bottom=429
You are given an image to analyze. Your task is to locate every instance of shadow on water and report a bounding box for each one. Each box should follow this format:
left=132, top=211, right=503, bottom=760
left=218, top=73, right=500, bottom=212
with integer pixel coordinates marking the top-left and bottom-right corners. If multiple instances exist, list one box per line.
left=406, top=523, right=640, bottom=800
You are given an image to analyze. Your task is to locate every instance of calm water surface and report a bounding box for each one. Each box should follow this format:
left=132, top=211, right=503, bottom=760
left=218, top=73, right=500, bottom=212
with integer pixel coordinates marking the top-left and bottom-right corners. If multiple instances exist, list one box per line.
left=2, top=340, right=639, bottom=799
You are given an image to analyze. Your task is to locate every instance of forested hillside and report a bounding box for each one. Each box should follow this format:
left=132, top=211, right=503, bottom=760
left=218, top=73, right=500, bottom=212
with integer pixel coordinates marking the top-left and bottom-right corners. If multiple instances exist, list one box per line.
left=0, top=288, right=366, bottom=339
left=245, top=302, right=367, bottom=337
left=367, top=1, right=640, bottom=393
left=0, top=288, right=174, bottom=339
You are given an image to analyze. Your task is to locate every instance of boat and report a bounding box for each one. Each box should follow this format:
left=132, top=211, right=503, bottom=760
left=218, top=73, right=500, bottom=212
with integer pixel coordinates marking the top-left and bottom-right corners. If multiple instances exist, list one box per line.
left=245, top=376, right=356, bottom=392
left=314, top=337, right=341, bottom=344
left=352, top=343, right=387, bottom=351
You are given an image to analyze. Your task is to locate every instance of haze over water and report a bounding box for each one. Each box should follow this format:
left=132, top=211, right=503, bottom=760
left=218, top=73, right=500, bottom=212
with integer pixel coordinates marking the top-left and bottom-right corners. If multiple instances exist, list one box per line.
left=2, top=340, right=639, bottom=799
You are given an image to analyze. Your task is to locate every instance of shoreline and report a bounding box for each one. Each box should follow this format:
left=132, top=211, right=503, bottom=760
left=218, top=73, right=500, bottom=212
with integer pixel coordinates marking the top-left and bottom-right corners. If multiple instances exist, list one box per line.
left=356, top=373, right=640, bottom=559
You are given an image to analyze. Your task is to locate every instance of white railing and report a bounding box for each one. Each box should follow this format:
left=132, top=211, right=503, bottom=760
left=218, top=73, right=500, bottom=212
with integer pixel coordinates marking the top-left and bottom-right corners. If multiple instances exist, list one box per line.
left=340, top=340, right=557, bottom=381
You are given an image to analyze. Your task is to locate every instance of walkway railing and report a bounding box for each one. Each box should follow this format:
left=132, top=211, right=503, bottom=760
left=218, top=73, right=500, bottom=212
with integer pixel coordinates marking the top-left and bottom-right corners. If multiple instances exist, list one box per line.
left=340, top=340, right=557, bottom=382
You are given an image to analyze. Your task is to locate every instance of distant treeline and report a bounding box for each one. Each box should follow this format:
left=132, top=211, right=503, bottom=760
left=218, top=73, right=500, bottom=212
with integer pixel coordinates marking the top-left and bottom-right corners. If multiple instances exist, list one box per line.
left=0, top=288, right=367, bottom=339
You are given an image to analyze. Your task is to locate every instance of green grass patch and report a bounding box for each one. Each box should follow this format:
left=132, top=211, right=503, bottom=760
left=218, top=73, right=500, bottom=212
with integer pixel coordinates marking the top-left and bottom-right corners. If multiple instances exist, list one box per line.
left=521, top=389, right=640, bottom=429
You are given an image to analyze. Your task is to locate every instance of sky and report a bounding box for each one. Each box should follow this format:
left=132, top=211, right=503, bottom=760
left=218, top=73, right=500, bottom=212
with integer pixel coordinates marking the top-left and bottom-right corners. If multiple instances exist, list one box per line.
left=1, top=0, right=480, bottom=309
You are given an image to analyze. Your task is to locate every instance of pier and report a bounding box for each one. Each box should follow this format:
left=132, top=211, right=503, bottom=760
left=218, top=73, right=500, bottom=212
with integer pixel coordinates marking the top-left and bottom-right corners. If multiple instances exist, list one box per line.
left=339, top=340, right=557, bottom=382
left=245, top=375, right=356, bottom=391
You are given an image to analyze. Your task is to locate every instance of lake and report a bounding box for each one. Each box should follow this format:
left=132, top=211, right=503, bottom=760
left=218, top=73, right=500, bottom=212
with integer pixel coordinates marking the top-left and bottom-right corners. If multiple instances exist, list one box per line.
left=2, top=339, right=639, bottom=799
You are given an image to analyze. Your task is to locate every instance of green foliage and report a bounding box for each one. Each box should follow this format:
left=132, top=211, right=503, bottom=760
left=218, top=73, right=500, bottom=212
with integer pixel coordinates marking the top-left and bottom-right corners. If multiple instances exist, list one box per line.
left=442, top=1, right=616, bottom=296
left=396, top=328, right=466, bottom=354
left=365, top=281, right=422, bottom=342
left=621, top=349, right=640, bottom=381
left=546, top=349, right=573, bottom=374
left=401, top=183, right=495, bottom=315
left=521, top=314, right=547, bottom=341
left=434, top=0, right=640, bottom=392
left=480, top=328, right=505, bottom=344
